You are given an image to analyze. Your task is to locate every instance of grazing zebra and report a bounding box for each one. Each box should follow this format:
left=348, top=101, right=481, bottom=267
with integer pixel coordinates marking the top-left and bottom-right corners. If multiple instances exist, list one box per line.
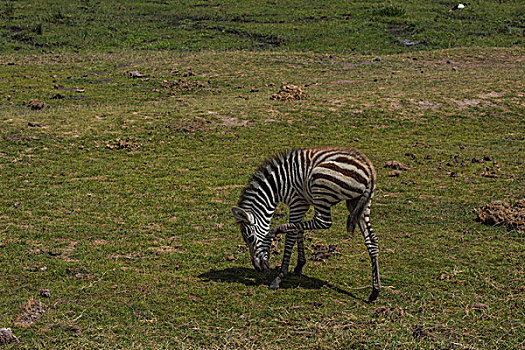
left=232, top=147, right=381, bottom=302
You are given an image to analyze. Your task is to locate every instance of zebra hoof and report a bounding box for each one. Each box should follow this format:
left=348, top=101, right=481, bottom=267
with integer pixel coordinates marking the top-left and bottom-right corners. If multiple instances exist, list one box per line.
left=268, top=278, right=281, bottom=290
left=293, top=265, right=304, bottom=276
left=368, top=288, right=380, bottom=303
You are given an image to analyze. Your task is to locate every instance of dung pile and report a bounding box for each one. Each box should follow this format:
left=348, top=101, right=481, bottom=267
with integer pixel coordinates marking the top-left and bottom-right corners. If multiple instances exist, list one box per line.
left=311, top=244, right=337, bottom=261
left=270, top=84, right=308, bottom=101
left=476, top=200, right=525, bottom=233
left=14, top=299, right=46, bottom=328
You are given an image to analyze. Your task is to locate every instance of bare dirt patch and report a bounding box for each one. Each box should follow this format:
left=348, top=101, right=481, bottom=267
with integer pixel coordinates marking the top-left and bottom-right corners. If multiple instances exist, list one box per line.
left=415, top=100, right=442, bottom=110
left=450, top=98, right=495, bottom=109
left=476, top=200, right=525, bottom=233
left=147, top=245, right=183, bottom=254
left=215, top=116, right=251, bottom=127
left=477, top=92, right=504, bottom=99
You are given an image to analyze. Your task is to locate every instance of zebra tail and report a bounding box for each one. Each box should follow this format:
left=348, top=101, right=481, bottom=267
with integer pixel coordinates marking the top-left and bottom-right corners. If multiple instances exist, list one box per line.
left=349, top=188, right=374, bottom=231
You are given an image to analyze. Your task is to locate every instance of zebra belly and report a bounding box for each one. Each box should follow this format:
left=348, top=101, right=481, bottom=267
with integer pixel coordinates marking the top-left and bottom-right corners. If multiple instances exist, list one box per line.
left=310, top=168, right=365, bottom=201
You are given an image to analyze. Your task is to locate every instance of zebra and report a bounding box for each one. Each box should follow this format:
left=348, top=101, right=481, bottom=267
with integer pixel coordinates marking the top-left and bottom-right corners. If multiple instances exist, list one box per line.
left=232, top=147, right=381, bottom=302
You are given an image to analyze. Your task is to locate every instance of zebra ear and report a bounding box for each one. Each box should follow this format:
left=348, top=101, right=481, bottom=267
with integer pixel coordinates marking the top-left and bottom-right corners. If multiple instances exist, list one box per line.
left=232, top=206, right=255, bottom=225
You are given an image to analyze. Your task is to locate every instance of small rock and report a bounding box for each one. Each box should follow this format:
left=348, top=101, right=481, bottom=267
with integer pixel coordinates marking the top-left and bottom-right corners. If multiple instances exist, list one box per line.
left=51, top=93, right=65, bottom=99
left=0, top=328, right=19, bottom=345
left=129, top=71, right=146, bottom=78
left=405, top=152, right=416, bottom=160
left=39, top=289, right=51, bottom=298
left=28, top=122, right=46, bottom=128
left=374, top=57, right=381, bottom=62
left=452, top=67, right=458, bottom=71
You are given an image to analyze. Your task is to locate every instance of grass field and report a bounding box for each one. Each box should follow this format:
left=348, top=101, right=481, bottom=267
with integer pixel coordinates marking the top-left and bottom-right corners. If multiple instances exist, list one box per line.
left=1, top=1, right=524, bottom=349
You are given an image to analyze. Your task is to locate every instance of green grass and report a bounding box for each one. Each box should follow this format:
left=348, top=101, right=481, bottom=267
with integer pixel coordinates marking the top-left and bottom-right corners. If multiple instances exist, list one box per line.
left=0, top=1, right=524, bottom=349
left=0, top=0, right=523, bottom=53
left=1, top=47, right=523, bottom=349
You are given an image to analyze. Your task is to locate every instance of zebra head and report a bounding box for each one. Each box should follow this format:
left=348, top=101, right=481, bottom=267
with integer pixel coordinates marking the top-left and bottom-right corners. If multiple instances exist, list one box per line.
left=232, top=206, right=270, bottom=273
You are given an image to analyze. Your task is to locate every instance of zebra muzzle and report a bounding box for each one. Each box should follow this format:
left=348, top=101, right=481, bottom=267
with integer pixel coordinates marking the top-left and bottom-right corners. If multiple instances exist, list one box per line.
left=252, top=255, right=270, bottom=273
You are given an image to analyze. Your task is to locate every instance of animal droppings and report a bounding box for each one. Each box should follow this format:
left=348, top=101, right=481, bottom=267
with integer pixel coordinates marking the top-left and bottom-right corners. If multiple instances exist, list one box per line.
left=476, top=200, right=524, bottom=233
left=14, top=299, right=46, bottom=328
left=270, top=84, right=308, bottom=101
left=384, top=161, right=410, bottom=171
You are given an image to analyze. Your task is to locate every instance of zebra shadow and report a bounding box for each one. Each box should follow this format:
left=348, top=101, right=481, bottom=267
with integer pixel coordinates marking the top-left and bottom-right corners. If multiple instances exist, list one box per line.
left=198, top=267, right=360, bottom=300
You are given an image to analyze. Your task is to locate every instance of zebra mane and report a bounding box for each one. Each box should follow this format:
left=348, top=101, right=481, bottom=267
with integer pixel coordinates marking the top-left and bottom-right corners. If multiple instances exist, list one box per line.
left=237, top=149, right=296, bottom=206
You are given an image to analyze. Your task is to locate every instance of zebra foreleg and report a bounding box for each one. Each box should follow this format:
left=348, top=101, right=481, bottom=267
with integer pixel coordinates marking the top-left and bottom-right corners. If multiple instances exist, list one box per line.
left=269, top=230, right=298, bottom=290
left=269, top=209, right=332, bottom=290
left=293, top=230, right=306, bottom=276
left=288, top=201, right=309, bottom=276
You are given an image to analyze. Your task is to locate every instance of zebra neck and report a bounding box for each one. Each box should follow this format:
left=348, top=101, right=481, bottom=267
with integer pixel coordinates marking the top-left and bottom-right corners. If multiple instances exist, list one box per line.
left=239, top=174, right=287, bottom=228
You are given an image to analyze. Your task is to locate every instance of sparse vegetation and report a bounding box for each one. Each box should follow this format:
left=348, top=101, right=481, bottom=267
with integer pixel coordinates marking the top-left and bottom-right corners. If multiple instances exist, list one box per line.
left=0, top=1, right=524, bottom=349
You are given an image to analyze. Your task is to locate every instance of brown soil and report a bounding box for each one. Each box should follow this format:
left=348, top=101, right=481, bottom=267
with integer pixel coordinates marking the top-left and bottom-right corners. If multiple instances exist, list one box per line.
left=476, top=200, right=525, bottom=233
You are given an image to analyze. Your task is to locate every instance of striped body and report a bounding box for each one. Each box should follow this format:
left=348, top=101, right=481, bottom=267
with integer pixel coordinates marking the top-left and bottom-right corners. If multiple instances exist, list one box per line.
left=233, top=147, right=381, bottom=302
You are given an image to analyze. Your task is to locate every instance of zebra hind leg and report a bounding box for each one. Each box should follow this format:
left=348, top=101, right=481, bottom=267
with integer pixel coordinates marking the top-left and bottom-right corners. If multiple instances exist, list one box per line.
left=357, top=203, right=381, bottom=302
left=345, top=197, right=360, bottom=234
